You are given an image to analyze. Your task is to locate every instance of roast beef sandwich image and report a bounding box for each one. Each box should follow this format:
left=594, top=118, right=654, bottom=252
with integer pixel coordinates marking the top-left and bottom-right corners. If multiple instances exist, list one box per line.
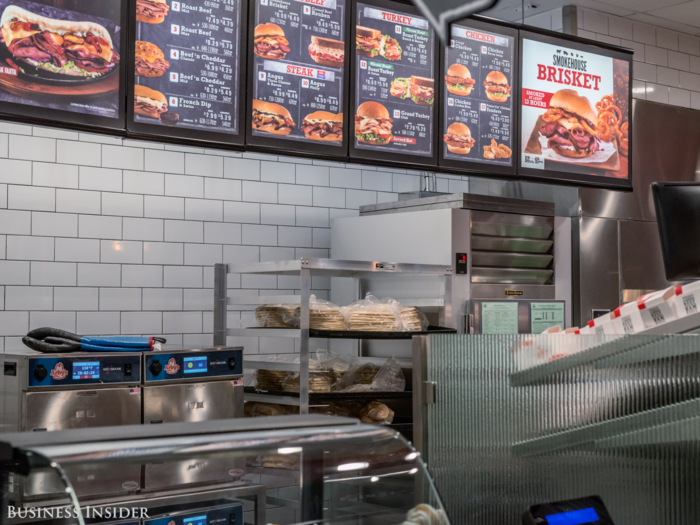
left=134, top=85, right=167, bottom=119
left=136, top=0, right=169, bottom=24
left=135, top=40, right=169, bottom=77
left=0, top=5, right=120, bottom=78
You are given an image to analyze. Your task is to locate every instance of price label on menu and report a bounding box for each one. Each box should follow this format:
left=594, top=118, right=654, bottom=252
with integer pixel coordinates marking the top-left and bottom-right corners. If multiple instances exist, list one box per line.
left=442, top=22, right=514, bottom=167
left=354, top=3, right=435, bottom=157
left=250, top=0, right=346, bottom=147
left=133, top=0, right=242, bottom=134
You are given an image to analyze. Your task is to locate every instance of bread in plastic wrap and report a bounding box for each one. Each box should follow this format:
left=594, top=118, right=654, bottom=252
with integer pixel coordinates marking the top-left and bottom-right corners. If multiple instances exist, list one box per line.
left=400, top=306, right=429, bottom=331
left=283, top=294, right=346, bottom=330
left=343, top=293, right=402, bottom=331
left=254, top=304, right=297, bottom=327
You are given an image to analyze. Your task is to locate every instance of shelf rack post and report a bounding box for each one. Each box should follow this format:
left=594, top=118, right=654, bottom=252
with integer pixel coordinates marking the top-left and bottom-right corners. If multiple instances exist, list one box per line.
left=300, top=265, right=311, bottom=414
left=214, top=263, right=228, bottom=346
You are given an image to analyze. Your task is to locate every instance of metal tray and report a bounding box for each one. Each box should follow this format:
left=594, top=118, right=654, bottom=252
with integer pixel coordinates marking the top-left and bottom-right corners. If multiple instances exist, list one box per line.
left=244, top=387, right=413, bottom=400
left=245, top=325, right=456, bottom=339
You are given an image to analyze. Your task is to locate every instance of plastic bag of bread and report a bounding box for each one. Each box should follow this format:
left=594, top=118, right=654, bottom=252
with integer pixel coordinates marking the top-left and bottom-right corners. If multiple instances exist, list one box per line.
left=342, top=293, right=402, bottom=331
left=360, top=401, right=395, bottom=424
left=399, top=306, right=429, bottom=331
left=371, top=356, right=405, bottom=392
left=244, top=401, right=287, bottom=417
left=401, top=504, right=449, bottom=525
left=334, top=356, right=405, bottom=393
left=310, top=400, right=365, bottom=417
left=316, top=349, right=352, bottom=386
left=255, top=304, right=297, bottom=327
left=282, top=370, right=331, bottom=393
left=283, top=294, right=346, bottom=330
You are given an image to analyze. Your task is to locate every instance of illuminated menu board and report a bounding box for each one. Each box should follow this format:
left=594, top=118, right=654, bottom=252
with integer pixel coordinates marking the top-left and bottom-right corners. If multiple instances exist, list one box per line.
left=246, top=0, right=348, bottom=155
left=519, top=30, right=632, bottom=189
left=0, top=0, right=126, bottom=130
left=350, top=0, right=437, bottom=166
left=439, top=18, right=517, bottom=176
left=127, top=0, right=246, bottom=145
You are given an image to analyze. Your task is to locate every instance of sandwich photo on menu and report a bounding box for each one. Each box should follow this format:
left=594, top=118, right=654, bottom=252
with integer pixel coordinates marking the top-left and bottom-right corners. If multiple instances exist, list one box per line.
left=380, top=34, right=401, bottom=61
left=443, top=122, right=475, bottom=154
left=483, top=70, right=511, bottom=102
left=134, top=85, right=167, bottom=119
left=0, top=5, right=120, bottom=78
left=538, top=89, right=600, bottom=159
left=445, top=64, right=475, bottom=96
left=136, top=0, right=169, bottom=24
left=253, top=23, right=289, bottom=60
left=390, top=77, right=409, bottom=99
left=356, top=26, right=381, bottom=57
left=302, top=111, right=342, bottom=141
left=308, top=36, right=344, bottom=68
left=355, top=101, right=392, bottom=145
left=252, top=99, right=295, bottom=135
left=409, top=76, right=434, bottom=106
left=135, top=41, right=169, bottom=78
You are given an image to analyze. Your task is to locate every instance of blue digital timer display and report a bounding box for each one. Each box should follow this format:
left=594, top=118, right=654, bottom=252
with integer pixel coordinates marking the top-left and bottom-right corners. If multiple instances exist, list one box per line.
left=72, top=362, right=100, bottom=380
left=546, top=507, right=599, bottom=525
left=182, top=515, right=206, bottom=525
left=183, top=356, right=207, bottom=374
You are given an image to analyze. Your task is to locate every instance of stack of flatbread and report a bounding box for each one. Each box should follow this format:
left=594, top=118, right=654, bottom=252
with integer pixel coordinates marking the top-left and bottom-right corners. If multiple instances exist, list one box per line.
left=360, top=401, right=395, bottom=424
left=282, top=372, right=331, bottom=393
left=254, top=369, right=289, bottom=391
left=354, top=363, right=380, bottom=384
left=347, top=310, right=399, bottom=331
left=401, top=307, right=425, bottom=332
left=255, top=305, right=296, bottom=327
left=293, top=305, right=346, bottom=330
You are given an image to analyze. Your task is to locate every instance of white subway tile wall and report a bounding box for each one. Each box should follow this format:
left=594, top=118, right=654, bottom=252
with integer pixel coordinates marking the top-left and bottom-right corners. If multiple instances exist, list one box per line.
left=1, top=10, right=689, bottom=352
left=572, top=7, right=700, bottom=109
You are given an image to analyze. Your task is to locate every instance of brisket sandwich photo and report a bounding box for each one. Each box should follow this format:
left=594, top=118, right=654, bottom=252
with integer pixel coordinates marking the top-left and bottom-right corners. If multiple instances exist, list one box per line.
left=136, top=0, right=169, bottom=24
left=0, top=5, right=120, bottom=78
left=252, top=99, right=295, bottom=135
left=134, top=40, right=169, bottom=78
left=539, top=89, right=600, bottom=159
left=254, top=23, right=289, bottom=60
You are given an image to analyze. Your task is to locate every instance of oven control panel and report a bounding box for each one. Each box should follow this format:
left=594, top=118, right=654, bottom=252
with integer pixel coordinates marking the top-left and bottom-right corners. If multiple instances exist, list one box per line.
left=145, top=503, right=243, bottom=525
left=28, top=354, right=142, bottom=387
left=144, top=349, right=243, bottom=382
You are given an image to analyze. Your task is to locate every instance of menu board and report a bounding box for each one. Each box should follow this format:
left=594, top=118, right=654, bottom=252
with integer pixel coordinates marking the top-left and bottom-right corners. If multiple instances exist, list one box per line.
left=246, top=0, right=348, bottom=155
left=127, top=0, right=246, bottom=144
left=519, top=31, right=632, bottom=189
left=439, top=19, right=517, bottom=176
left=350, top=0, right=437, bottom=166
left=0, top=0, right=126, bottom=130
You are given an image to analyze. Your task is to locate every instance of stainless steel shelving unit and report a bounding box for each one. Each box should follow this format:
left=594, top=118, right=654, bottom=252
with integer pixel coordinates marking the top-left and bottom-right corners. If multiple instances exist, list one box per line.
left=213, top=258, right=453, bottom=413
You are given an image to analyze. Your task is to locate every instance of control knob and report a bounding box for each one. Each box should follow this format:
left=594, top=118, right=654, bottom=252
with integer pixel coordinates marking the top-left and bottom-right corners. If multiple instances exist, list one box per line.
left=150, top=360, right=162, bottom=375
left=34, top=365, right=47, bottom=381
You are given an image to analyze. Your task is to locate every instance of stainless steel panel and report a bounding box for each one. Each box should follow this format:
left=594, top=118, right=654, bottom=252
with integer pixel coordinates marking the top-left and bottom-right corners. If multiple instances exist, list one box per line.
left=470, top=284, right=556, bottom=300
left=143, top=381, right=243, bottom=424
left=619, top=220, right=677, bottom=292
left=0, top=356, right=25, bottom=433
left=144, top=454, right=246, bottom=491
left=471, top=211, right=554, bottom=239
left=573, top=217, right=620, bottom=327
left=472, top=252, right=553, bottom=269
left=554, top=217, right=573, bottom=329
left=471, top=235, right=553, bottom=254
left=359, top=193, right=556, bottom=217
left=471, top=267, right=553, bottom=284
left=580, top=99, right=700, bottom=221
left=22, top=388, right=141, bottom=432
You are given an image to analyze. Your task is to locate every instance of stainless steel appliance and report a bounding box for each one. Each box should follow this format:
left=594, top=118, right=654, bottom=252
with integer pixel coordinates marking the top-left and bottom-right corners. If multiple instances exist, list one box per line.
left=145, top=501, right=244, bottom=525
left=331, top=193, right=571, bottom=336
left=0, top=352, right=142, bottom=433
left=142, top=347, right=244, bottom=425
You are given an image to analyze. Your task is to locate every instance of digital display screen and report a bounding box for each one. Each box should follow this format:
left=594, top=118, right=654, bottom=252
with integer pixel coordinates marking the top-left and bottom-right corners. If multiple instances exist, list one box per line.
left=182, top=515, right=207, bottom=525
left=352, top=0, right=436, bottom=162
left=249, top=0, right=346, bottom=150
left=0, top=0, right=124, bottom=128
left=184, top=356, right=207, bottom=373
left=546, top=507, right=599, bottom=525
left=128, top=0, right=244, bottom=142
left=72, top=361, right=101, bottom=380
left=441, top=20, right=515, bottom=172
left=519, top=31, right=631, bottom=188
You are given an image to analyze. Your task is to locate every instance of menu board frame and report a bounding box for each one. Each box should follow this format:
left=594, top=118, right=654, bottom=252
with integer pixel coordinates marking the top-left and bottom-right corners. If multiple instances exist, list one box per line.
left=0, top=0, right=128, bottom=132
left=126, top=0, right=248, bottom=146
left=348, top=0, right=439, bottom=168
left=517, top=28, right=633, bottom=190
left=244, top=0, right=351, bottom=158
left=438, top=16, right=518, bottom=176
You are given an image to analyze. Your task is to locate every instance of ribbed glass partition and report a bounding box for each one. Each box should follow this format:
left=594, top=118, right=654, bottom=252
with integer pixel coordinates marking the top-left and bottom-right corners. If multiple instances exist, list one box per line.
left=421, top=334, right=700, bottom=524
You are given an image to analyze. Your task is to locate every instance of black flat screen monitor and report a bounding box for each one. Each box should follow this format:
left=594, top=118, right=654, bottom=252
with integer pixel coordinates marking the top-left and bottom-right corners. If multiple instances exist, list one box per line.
left=652, top=182, right=700, bottom=281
